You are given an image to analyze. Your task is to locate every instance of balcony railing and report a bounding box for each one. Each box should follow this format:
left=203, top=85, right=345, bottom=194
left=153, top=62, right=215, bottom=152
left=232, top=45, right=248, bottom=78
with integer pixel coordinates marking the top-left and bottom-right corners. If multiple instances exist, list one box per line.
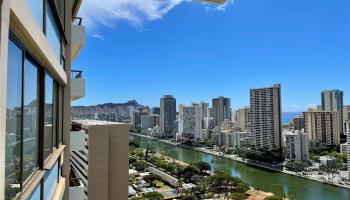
left=72, top=17, right=83, bottom=26
left=71, top=70, right=83, bottom=79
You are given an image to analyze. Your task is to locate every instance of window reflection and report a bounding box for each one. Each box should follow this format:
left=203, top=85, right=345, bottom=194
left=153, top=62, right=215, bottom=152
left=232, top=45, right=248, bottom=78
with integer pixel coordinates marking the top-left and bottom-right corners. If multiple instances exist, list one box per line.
left=27, top=0, right=44, bottom=29
left=23, top=59, right=39, bottom=182
left=46, top=0, right=61, bottom=62
left=44, top=75, right=54, bottom=160
left=5, top=40, right=22, bottom=200
left=44, top=161, right=59, bottom=200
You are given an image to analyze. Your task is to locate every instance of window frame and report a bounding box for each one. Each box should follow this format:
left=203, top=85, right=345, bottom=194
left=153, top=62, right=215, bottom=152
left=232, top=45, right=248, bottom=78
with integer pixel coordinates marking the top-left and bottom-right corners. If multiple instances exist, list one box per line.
left=7, top=31, right=64, bottom=199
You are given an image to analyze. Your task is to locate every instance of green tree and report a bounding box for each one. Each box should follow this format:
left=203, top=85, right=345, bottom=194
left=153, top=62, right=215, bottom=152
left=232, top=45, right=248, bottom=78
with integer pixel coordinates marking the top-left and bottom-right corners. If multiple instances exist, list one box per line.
left=229, top=192, right=247, bottom=200
left=143, top=174, right=161, bottom=187
left=179, top=165, right=201, bottom=182
left=143, top=192, right=164, bottom=200
left=192, top=161, right=211, bottom=172
left=134, top=160, right=148, bottom=171
left=130, top=197, right=145, bottom=200
left=180, top=194, right=198, bottom=200
left=264, top=195, right=283, bottom=200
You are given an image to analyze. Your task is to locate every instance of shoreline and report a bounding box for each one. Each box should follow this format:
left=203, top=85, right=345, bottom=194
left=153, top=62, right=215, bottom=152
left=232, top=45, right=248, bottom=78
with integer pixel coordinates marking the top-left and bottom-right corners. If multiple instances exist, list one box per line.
left=130, top=132, right=350, bottom=190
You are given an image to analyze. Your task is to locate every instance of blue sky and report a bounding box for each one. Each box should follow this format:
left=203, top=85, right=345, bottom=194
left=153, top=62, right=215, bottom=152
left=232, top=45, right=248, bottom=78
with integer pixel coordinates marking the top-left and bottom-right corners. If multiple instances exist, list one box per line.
left=73, top=0, right=350, bottom=112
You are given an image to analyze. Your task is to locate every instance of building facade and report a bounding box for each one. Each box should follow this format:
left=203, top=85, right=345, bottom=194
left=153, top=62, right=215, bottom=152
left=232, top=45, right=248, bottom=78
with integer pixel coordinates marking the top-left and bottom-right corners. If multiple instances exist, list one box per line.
left=70, top=120, right=129, bottom=200
left=250, top=84, right=282, bottom=151
left=181, top=105, right=202, bottom=140
left=285, top=130, right=309, bottom=163
left=152, top=107, right=160, bottom=115
left=0, top=0, right=86, bottom=199
left=212, top=96, right=231, bottom=127
left=304, top=111, right=340, bottom=145
left=236, top=107, right=250, bottom=131
left=141, top=115, right=160, bottom=130
left=292, top=116, right=305, bottom=131
left=160, top=95, right=176, bottom=137
left=321, top=90, right=344, bottom=137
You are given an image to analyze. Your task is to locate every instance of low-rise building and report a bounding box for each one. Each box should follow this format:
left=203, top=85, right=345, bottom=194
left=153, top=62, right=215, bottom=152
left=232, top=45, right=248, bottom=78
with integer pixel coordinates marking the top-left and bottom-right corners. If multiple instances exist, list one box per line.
left=320, top=156, right=336, bottom=168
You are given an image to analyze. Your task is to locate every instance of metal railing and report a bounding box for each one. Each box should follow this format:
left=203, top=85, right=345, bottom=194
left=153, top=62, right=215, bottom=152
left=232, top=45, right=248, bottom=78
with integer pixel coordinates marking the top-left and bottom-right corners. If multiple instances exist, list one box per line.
left=72, top=17, right=83, bottom=26
left=71, top=70, right=83, bottom=79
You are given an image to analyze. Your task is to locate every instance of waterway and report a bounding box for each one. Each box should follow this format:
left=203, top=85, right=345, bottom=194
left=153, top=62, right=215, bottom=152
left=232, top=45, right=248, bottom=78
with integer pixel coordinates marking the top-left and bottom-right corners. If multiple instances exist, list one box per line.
left=130, top=134, right=350, bottom=200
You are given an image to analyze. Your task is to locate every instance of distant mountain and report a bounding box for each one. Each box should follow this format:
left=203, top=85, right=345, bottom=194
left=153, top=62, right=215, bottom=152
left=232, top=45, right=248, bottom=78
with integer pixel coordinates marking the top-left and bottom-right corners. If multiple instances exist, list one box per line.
left=71, top=100, right=146, bottom=119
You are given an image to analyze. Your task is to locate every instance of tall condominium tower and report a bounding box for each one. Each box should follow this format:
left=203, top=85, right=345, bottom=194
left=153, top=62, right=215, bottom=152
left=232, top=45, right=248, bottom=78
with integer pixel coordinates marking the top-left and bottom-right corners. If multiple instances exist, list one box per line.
left=180, top=103, right=203, bottom=140
left=304, top=111, right=340, bottom=145
left=236, top=107, right=251, bottom=131
left=199, top=101, right=209, bottom=119
left=343, top=105, right=350, bottom=130
left=160, top=95, right=177, bottom=137
left=0, top=1, right=86, bottom=199
left=250, top=84, right=282, bottom=151
left=152, top=107, right=161, bottom=115
left=321, top=90, right=344, bottom=135
left=212, top=96, right=231, bottom=127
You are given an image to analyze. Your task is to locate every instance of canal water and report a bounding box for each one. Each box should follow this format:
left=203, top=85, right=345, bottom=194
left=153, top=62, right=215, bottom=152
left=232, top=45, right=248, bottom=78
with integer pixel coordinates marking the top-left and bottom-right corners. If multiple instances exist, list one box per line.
left=130, top=134, right=350, bottom=200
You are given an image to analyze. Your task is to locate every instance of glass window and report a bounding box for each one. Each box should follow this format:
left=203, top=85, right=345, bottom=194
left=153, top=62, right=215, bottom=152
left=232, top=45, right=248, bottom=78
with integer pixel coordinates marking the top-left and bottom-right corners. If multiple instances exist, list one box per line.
left=26, top=0, right=44, bottom=30
left=44, top=75, right=54, bottom=160
left=57, top=86, right=63, bottom=145
left=44, top=161, right=59, bottom=200
left=29, top=183, right=41, bottom=200
left=46, top=0, right=61, bottom=63
left=23, top=58, right=39, bottom=182
left=5, top=40, right=23, bottom=200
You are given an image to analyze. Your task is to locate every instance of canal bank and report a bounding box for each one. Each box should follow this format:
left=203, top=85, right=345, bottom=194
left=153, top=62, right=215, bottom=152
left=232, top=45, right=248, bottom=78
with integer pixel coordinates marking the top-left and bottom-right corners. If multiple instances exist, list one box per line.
left=130, top=134, right=350, bottom=200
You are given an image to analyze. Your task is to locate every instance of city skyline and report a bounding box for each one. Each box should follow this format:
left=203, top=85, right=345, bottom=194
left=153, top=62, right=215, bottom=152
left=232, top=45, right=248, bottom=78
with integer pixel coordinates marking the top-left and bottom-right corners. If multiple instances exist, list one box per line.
left=73, top=0, right=350, bottom=111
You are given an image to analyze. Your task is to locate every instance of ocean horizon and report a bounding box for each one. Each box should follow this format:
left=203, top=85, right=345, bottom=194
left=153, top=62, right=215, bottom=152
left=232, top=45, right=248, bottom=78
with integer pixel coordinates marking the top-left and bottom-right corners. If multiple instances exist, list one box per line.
left=282, top=112, right=302, bottom=125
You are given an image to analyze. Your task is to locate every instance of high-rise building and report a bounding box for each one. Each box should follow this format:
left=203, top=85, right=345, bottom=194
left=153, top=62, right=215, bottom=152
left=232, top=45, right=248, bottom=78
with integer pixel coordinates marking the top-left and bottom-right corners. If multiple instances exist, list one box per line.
left=285, top=130, right=309, bottom=163
left=199, top=101, right=209, bottom=119
left=132, top=111, right=142, bottom=129
left=70, top=120, right=129, bottom=200
left=347, top=126, right=350, bottom=178
left=236, top=107, right=250, bottom=131
left=292, top=116, right=305, bottom=131
left=181, top=104, right=202, bottom=140
left=304, top=111, right=340, bottom=145
left=250, top=84, right=282, bottom=151
left=152, top=107, right=161, bottom=115
left=160, top=95, right=176, bottom=137
left=343, top=105, right=350, bottom=130
left=212, top=96, right=231, bottom=127
left=345, top=121, right=350, bottom=134
left=0, top=1, right=87, bottom=199
left=321, top=90, right=344, bottom=135
left=141, top=114, right=160, bottom=130
left=207, top=107, right=214, bottom=119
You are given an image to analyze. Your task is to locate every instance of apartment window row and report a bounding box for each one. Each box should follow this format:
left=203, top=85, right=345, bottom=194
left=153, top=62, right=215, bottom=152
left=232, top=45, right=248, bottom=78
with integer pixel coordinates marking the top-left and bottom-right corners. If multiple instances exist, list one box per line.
left=26, top=0, right=65, bottom=66
left=5, top=34, right=64, bottom=200
left=28, top=160, right=63, bottom=200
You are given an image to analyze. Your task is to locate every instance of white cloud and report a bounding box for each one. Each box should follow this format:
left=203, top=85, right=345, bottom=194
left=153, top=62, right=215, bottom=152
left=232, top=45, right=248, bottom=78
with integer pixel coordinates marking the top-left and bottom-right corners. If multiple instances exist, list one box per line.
left=80, top=0, right=187, bottom=30
left=216, top=0, right=234, bottom=11
left=80, top=0, right=235, bottom=32
left=290, top=105, right=301, bottom=108
left=307, top=103, right=318, bottom=108
left=91, top=34, right=105, bottom=40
